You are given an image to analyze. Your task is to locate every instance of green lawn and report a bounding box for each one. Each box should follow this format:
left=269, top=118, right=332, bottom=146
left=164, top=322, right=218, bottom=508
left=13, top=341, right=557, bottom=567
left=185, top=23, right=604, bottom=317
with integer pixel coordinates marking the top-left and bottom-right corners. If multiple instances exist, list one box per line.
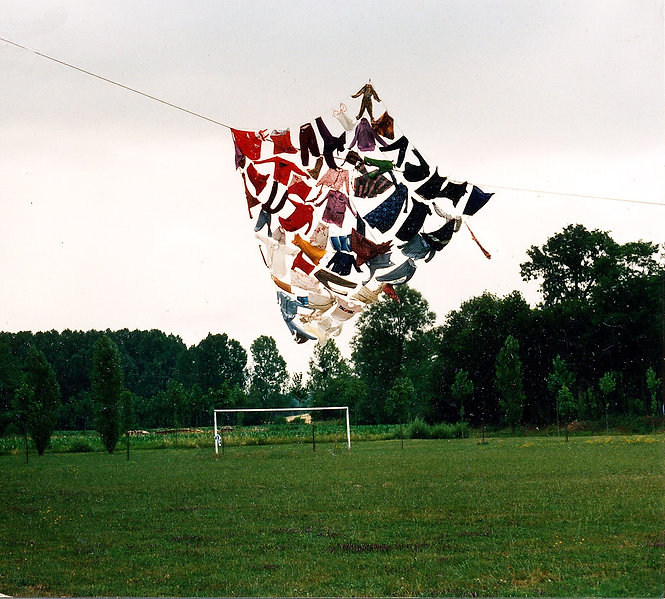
left=0, top=435, right=663, bottom=597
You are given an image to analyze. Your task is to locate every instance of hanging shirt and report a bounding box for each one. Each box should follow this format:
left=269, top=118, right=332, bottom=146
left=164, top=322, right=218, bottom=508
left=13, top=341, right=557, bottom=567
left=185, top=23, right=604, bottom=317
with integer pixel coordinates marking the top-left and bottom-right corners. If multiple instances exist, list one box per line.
left=349, top=118, right=388, bottom=152
left=255, top=233, right=298, bottom=280
left=316, top=190, right=357, bottom=228
left=327, top=250, right=362, bottom=276
left=395, top=200, right=432, bottom=242
left=270, top=129, right=298, bottom=155
left=330, top=297, right=364, bottom=322
left=231, top=129, right=265, bottom=161
left=316, top=168, right=350, bottom=195
left=254, top=157, right=309, bottom=187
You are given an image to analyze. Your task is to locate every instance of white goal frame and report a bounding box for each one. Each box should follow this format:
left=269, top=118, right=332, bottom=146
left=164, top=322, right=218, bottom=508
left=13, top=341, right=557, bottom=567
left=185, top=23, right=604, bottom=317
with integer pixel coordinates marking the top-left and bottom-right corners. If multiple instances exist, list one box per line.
left=213, top=406, right=351, bottom=455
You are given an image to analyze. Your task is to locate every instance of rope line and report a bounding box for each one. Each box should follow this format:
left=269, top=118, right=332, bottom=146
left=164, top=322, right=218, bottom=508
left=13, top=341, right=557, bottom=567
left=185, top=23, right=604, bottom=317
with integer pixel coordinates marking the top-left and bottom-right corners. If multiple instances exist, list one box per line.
left=476, top=184, right=665, bottom=208
left=2, top=36, right=663, bottom=208
left=0, top=36, right=232, bottom=129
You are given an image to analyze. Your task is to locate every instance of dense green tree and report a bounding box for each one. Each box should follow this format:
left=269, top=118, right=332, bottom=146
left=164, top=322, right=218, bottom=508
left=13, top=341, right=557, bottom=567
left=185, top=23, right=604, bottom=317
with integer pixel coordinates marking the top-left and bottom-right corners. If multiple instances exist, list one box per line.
left=192, top=333, right=247, bottom=392
left=351, top=285, right=436, bottom=423
left=12, top=382, right=35, bottom=463
left=248, top=336, right=289, bottom=409
left=495, top=335, right=525, bottom=433
left=646, top=367, right=662, bottom=430
left=521, top=224, right=664, bottom=411
left=0, top=338, right=22, bottom=435
left=451, top=369, right=474, bottom=427
left=23, top=346, right=61, bottom=455
left=385, top=376, right=416, bottom=424
left=433, top=291, right=531, bottom=426
left=307, top=341, right=349, bottom=408
left=287, top=372, right=308, bottom=407
left=557, top=384, right=577, bottom=442
left=547, top=355, right=576, bottom=430
left=93, top=334, right=124, bottom=454
left=598, top=371, right=617, bottom=431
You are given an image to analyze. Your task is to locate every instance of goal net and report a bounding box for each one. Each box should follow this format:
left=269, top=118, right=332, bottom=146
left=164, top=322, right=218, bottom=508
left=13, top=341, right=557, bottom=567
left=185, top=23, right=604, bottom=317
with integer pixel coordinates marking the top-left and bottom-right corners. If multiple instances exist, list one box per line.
left=212, top=406, right=351, bottom=455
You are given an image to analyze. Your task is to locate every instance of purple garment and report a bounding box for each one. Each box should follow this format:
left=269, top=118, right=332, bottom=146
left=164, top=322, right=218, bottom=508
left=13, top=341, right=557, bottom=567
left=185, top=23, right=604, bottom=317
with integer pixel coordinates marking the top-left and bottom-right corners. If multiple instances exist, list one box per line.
left=317, top=190, right=357, bottom=228
left=349, top=118, right=387, bottom=152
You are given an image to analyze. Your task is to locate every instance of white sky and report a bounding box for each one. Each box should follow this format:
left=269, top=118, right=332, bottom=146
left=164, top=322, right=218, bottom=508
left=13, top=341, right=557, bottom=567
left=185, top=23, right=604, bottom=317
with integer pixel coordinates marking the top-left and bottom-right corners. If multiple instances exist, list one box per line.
left=1, top=1, right=663, bottom=375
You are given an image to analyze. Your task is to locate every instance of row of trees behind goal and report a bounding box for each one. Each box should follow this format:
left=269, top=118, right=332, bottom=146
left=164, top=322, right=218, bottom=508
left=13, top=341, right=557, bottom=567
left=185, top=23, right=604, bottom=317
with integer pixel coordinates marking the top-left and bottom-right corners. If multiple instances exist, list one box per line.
left=1, top=224, right=663, bottom=453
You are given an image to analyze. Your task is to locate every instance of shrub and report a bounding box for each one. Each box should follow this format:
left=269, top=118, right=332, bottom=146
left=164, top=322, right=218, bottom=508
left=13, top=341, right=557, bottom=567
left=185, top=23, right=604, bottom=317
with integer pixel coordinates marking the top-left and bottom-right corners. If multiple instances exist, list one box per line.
left=407, top=418, right=431, bottom=439
left=69, top=440, right=94, bottom=453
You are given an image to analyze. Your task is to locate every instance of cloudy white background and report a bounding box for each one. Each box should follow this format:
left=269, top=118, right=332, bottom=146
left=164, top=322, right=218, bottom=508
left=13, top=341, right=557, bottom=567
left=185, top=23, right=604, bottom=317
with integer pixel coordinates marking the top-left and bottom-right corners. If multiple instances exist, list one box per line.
left=1, top=1, right=663, bottom=374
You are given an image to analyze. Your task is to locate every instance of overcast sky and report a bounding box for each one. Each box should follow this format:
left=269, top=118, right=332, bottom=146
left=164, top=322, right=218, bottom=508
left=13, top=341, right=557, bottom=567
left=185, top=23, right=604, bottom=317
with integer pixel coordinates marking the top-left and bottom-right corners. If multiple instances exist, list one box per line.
left=1, top=1, right=663, bottom=375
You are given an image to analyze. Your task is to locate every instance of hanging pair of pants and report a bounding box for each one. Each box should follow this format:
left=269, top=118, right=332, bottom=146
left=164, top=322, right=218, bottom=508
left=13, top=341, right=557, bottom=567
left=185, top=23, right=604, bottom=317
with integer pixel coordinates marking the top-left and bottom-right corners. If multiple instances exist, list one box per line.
left=379, top=135, right=409, bottom=167
left=299, top=123, right=320, bottom=167
left=314, top=269, right=357, bottom=295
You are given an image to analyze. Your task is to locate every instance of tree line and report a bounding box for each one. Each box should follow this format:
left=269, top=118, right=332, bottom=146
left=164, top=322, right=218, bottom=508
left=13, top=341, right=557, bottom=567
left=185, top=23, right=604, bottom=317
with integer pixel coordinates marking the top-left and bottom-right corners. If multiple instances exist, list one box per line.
left=1, top=224, right=663, bottom=452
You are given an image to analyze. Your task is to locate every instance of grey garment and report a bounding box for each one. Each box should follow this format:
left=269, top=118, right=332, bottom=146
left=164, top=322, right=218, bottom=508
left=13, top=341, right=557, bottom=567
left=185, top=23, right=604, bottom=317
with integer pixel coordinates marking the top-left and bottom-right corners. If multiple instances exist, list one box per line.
left=254, top=209, right=272, bottom=235
left=277, top=291, right=316, bottom=341
left=398, top=234, right=431, bottom=260
left=375, top=258, right=417, bottom=285
left=362, top=252, right=395, bottom=285
left=277, top=291, right=307, bottom=319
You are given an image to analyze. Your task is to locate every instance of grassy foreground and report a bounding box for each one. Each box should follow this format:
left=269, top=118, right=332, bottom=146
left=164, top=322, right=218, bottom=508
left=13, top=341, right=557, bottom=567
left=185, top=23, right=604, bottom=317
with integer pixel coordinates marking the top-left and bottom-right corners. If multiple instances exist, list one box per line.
left=0, top=436, right=663, bottom=597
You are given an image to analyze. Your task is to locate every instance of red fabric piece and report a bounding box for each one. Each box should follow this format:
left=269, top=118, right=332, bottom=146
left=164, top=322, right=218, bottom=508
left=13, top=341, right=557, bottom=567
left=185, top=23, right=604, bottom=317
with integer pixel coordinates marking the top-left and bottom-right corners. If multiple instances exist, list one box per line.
left=271, top=129, right=298, bottom=154
left=279, top=200, right=314, bottom=234
left=292, top=251, right=316, bottom=275
left=247, top=163, right=269, bottom=195
left=288, top=175, right=313, bottom=202
left=255, top=157, right=309, bottom=187
left=466, top=223, right=492, bottom=260
left=350, top=228, right=392, bottom=267
left=241, top=172, right=261, bottom=217
left=383, top=284, right=400, bottom=303
left=232, top=129, right=264, bottom=161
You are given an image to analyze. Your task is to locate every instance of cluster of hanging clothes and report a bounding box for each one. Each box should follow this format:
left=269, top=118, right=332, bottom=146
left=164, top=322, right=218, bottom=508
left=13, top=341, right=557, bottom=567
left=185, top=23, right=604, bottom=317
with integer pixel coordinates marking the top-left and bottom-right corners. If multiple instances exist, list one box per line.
left=232, top=84, right=493, bottom=344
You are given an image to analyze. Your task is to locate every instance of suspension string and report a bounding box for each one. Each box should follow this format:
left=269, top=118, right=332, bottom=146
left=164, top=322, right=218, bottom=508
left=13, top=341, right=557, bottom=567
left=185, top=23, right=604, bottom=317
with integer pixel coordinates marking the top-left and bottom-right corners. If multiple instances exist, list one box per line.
left=475, top=183, right=665, bottom=208
left=0, top=36, right=233, bottom=129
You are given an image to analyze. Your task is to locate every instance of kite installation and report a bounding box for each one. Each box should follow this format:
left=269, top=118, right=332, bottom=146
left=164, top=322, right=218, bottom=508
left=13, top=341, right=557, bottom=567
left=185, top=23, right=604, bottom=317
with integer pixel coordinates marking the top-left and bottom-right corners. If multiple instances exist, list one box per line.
left=232, top=84, right=494, bottom=345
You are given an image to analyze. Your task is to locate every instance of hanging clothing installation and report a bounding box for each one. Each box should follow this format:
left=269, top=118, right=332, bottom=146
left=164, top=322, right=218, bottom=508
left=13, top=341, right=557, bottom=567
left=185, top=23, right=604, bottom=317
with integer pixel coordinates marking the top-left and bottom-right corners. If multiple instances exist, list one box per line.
left=231, top=83, right=495, bottom=345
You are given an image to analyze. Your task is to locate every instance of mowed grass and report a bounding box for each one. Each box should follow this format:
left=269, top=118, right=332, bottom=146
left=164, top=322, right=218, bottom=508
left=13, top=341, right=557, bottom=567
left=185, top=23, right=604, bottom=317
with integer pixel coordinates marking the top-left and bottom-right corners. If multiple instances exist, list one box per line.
left=0, top=436, right=663, bottom=597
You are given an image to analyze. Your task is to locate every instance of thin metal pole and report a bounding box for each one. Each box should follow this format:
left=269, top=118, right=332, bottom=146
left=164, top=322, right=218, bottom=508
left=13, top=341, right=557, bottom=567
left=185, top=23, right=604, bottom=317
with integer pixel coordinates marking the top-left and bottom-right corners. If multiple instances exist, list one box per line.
left=346, top=408, right=351, bottom=451
left=213, top=411, right=219, bottom=460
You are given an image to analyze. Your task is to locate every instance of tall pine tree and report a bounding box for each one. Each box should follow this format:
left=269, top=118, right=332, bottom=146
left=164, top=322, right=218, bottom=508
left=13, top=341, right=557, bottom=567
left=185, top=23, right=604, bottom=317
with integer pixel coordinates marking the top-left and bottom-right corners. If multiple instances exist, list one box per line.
left=23, top=345, right=61, bottom=455
left=93, top=334, right=124, bottom=453
left=495, top=335, right=525, bottom=434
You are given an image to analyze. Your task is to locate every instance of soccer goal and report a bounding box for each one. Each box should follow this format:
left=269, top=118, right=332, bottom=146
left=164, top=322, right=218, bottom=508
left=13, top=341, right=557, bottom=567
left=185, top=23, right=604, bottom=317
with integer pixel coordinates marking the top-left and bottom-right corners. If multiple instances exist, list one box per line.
left=213, top=406, right=351, bottom=456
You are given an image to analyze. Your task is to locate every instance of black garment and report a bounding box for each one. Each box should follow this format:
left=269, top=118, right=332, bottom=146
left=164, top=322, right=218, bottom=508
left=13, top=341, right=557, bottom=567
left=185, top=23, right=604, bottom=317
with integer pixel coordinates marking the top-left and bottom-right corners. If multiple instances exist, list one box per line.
left=379, top=135, right=409, bottom=167
left=395, top=199, right=431, bottom=242
left=463, top=186, right=494, bottom=216
left=327, top=250, right=362, bottom=276
left=440, top=181, right=468, bottom=206
left=403, top=148, right=430, bottom=182
left=262, top=181, right=288, bottom=214
left=299, top=123, right=320, bottom=167
left=422, top=219, right=456, bottom=262
left=315, top=117, right=346, bottom=169
left=415, top=169, right=448, bottom=200
left=355, top=214, right=367, bottom=237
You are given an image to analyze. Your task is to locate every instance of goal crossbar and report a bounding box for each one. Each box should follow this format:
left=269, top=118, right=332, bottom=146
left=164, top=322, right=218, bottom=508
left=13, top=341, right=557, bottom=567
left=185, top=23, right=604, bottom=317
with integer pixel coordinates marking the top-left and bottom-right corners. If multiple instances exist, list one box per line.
left=213, top=406, right=351, bottom=454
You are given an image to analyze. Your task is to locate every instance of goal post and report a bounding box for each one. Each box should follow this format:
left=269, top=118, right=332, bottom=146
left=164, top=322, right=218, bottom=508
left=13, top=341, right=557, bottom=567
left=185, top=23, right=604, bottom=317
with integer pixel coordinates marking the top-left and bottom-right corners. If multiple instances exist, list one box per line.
left=213, top=406, right=351, bottom=456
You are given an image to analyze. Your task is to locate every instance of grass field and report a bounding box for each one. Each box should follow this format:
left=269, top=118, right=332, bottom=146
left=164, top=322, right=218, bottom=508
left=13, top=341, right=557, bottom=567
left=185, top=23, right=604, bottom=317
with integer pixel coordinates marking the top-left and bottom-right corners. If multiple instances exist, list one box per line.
left=1, top=435, right=663, bottom=597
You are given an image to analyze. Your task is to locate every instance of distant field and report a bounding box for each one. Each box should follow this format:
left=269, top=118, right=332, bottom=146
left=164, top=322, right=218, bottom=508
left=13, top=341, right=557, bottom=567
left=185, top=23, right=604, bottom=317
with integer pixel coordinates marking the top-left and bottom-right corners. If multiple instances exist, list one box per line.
left=0, top=436, right=662, bottom=597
